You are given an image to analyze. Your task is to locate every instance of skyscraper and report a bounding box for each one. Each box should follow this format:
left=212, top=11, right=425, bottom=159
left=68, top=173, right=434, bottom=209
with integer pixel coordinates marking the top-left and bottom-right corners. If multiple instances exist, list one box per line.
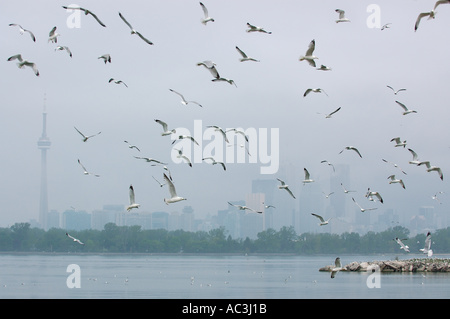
left=37, top=100, right=51, bottom=230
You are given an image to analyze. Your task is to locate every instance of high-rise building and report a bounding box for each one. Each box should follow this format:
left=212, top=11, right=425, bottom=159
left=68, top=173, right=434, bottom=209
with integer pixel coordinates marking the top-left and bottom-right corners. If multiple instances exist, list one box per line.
left=37, top=99, right=51, bottom=230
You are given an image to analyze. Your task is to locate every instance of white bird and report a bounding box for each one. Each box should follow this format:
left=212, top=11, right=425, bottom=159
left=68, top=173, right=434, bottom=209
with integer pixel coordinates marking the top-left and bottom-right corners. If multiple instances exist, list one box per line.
left=381, top=23, right=392, bottom=30
left=432, top=191, right=444, bottom=204
left=388, top=175, right=406, bottom=189
left=335, top=9, right=351, bottom=23
left=77, top=159, right=100, bottom=177
left=48, top=26, right=60, bottom=43
left=55, top=46, right=72, bottom=57
left=109, top=78, right=128, bottom=87
left=408, top=148, right=422, bottom=165
left=7, top=54, right=39, bottom=76
left=202, top=157, right=226, bottom=170
left=418, top=161, right=444, bottom=180
left=415, top=10, right=436, bottom=31
left=420, top=232, right=433, bottom=257
left=226, top=128, right=249, bottom=142
left=8, top=24, right=36, bottom=42
left=387, top=86, right=406, bottom=95
left=395, top=101, right=417, bottom=115
left=299, top=39, right=318, bottom=67
left=133, top=156, right=166, bottom=165
left=66, top=233, right=84, bottom=245
left=199, top=2, right=214, bottom=25
left=394, top=237, right=410, bottom=252
left=126, top=185, right=140, bottom=211
left=246, top=22, right=272, bottom=34
left=320, top=160, right=335, bottom=172
left=304, top=88, right=328, bottom=97
left=155, top=119, right=176, bottom=136
left=196, top=60, right=220, bottom=78
left=339, top=146, right=362, bottom=158
left=62, top=5, right=106, bottom=27
left=98, top=54, right=111, bottom=64
left=174, top=149, right=192, bottom=167
left=152, top=176, right=166, bottom=187
left=303, top=168, right=314, bottom=184
left=311, top=213, right=331, bottom=226
left=318, top=107, right=341, bottom=118
left=390, top=137, right=407, bottom=148
left=365, top=188, right=384, bottom=203
left=235, top=46, right=259, bottom=62
left=228, top=202, right=262, bottom=214
left=119, top=12, right=153, bottom=45
left=340, top=183, right=356, bottom=194
left=277, top=178, right=296, bottom=199
left=163, top=173, right=187, bottom=204
left=331, top=257, right=343, bottom=279
left=169, top=89, right=203, bottom=107
left=74, top=126, right=101, bottom=142
left=172, top=135, right=199, bottom=146
left=316, top=64, right=332, bottom=71
left=352, top=197, right=378, bottom=212
left=322, top=192, right=334, bottom=199
left=124, top=140, right=140, bottom=152
left=207, top=125, right=229, bottom=143
left=382, top=159, right=407, bottom=175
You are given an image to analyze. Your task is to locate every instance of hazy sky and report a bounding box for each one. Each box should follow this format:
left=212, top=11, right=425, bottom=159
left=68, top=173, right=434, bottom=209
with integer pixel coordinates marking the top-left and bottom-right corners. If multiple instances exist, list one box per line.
left=1, top=0, right=449, bottom=228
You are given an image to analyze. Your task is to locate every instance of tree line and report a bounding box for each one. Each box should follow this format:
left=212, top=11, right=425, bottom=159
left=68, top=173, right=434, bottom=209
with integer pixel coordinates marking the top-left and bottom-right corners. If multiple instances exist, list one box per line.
left=0, top=222, right=448, bottom=254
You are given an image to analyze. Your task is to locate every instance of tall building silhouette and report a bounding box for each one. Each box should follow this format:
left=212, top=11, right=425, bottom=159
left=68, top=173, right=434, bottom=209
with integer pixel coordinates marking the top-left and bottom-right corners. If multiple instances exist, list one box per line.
left=37, top=99, right=51, bottom=230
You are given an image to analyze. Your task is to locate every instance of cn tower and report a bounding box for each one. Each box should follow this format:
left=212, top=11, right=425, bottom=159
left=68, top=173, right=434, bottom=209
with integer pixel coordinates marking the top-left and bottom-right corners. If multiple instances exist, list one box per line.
left=37, top=97, right=51, bottom=230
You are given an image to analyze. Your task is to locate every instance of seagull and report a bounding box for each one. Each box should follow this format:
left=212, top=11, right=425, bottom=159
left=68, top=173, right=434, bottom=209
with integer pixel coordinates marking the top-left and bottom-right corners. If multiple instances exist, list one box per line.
left=322, top=192, right=334, bottom=199
left=331, top=257, right=343, bottom=279
left=124, top=141, right=140, bottom=152
left=320, top=160, right=335, bottom=172
left=174, top=149, right=192, bottom=167
left=299, top=39, right=318, bottom=67
left=109, top=78, right=128, bottom=87
left=77, top=159, right=100, bottom=177
left=226, top=128, right=249, bottom=142
left=420, top=232, right=433, bottom=257
left=432, top=191, right=444, bottom=204
left=339, top=146, right=362, bottom=158
left=62, top=5, right=106, bottom=27
left=119, top=12, right=153, bottom=45
left=263, top=203, right=276, bottom=209
left=340, top=183, right=356, bottom=194
left=211, top=77, right=237, bottom=87
left=304, top=88, right=328, bottom=97
left=365, top=188, right=384, bottom=203
left=388, top=175, right=406, bottom=189
left=316, top=64, right=332, bottom=71
left=98, top=54, right=111, bottom=64
left=415, top=10, right=436, bottom=31
left=163, top=173, right=187, bottom=204
left=66, top=233, right=85, bottom=245
left=408, top=148, right=422, bottom=165
left=228, top=202, right=262, bottom=213
left=126, top=185, right=140, bottom=211
left=155, top=119, right=176, bottom=136
left=8, top=24, right=36, bottom=42
left=335, top=9, right=351, bottom=23
left=318, top=107, right=341, bottom=118
left=246, top=22, right=272, bottom=34
left=172, top=135, right=199, bottom=146
left=202, top=157, right=226, bottom=170
left=382, top=159, right=407, bottom=175
left=207, top=125, right=229, bottom=143
left=196, top=60, right=220, bottom=78
left=55, top=46, right=72, bottom=57
left=395, top=101, right=417, bottom=115
left=387, top=86, right=406, bottom=95
left=381, top=23, right=392, bottom=30
left=418, top=161, right=444, bottom=180
left=352, top=197, right=377, bottom=212
left=303, top=168, right=314, bottom=184
left=199, top=2, right=214, bottom=25
left=133, top=156, right=167, bottom=165
left=394, top=238, right=410, bottom=252
left=169, top=89, right=202, bottom=107
left=390, top=137, right=407, bottom=148
left=311, top=213, right=331, bottom=226
left=74, top=126, right=101, bottom=142
left=152, top=176, right=166, bottom=187
left=235, top=46, right=259, bottom=62
left=48, top=26, right=60, bottom=43
left=277, top=178, right=296, bottom=199
left=7, top=54, right=39, bottom=76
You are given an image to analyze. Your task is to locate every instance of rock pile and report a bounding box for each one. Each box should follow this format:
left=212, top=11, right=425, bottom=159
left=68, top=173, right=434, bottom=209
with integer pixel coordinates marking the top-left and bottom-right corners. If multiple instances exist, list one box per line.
left=319, top=258, right=450, bottom=272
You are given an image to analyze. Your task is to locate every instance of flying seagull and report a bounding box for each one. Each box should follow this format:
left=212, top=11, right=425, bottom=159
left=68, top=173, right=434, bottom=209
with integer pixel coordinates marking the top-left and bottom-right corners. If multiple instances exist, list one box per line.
left=277, top=178, right=296, bottom=199
left=199, top=2, right=214, bottom=25
left=388, top=175, right=406, bottom=189
left=196, top=60, right=220, bottom=78
left=311, top=213, right=331, bottom=226
left=163, top=173, right=187, bottom=204
left=316, top=64, right=332, bottom=71
left=303, top=168, right=314, bottom=184
left=124, top=140, right=140, bottom=152
left=235, top=46, right=259, bottom=62
left=126, top=185, right=140, bottom=211
left=7, top=54, right=39, bottom=76
left=331, top=257, right=343, bottom=279
left=390, top=137, right=407, bottom=148
left=382, top=159, right=407, bottom=175
left=62, top=5, right=106, bottom=27
left=418, top=161, right=444, bottom=180
left=318, top=107, right=341, bottom=118
left=207, top=125, right=229, bottom=143
left=98, top=54, right=111, bottom=64
left=394, top=238, right=410, bottom=252
left=154, top=119, right=176, bottom=136
left=133, top=156, right=166, bottom=165
left=432, top=191, right=444, bottom=204
left=420, top=232, right=433, bottom=257
left=303, top=88, right=328, bottom=97
left=408, top=148, right=422, bottom=165
left=119, top=12, right=153, bottom=45
left=335, top=9, right=351, bottom=23
left=341, top=183, right=356, bottom=194
left=212, top=76, right=237, bottom=87
left=55, top=46, right=72, bottom=57
left=202, top=157, right=226, bottom=170
left=381, top=23, right=392, bottom=30
left=74, top=126, right=101, bottom=142
left=339, top=146, right=362, bottom=158
left=322, top=192, right=334, bottom=199
left=387, top=86, right=406, bottom=95
left=172, top=135, right=199, bottom=146
left=8, top=24, right=36, bottom=42
left=320, top=160, right=335, bottom=172
left=395, top=101, right=417, bottom=115
left=226, top=128, right=249, bottom=142
left=352, top=197, right=377, bottom=212
left=246, top=22, right=272, bottom=34
left=174, top=149, right=192, bottom=167
left=169, top=89, right=203, bottom=107
left=77, top=159, right=100, bottom=177
left=227, top=202, right=262, bottom=213
left=299, top=39, right=318, bottom=67
left=48, top=26, right=60, bottom=43
left=152, top=176, right=166, bottom=187
left=365, top=188, right=384, bottom=203
left=415, top=10, right=436, bottom=31
left=66, top=233, right=84, bottom=245
left=109, top=78, right=128, bottom=87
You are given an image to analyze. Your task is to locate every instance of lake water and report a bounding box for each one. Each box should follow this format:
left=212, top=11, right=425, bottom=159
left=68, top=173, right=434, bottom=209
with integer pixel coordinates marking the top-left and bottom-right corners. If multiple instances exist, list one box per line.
left=1, top=253, right=450, bottom=299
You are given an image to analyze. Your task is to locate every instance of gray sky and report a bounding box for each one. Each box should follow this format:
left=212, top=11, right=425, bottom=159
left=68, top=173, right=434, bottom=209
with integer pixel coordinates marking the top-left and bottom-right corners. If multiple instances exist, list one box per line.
left=1, top=0, right=449, bottom=228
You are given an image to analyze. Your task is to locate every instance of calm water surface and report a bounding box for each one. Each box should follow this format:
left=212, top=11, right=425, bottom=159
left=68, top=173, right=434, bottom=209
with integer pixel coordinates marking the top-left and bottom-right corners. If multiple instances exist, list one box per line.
left=0, top=253, right=449, bottom=299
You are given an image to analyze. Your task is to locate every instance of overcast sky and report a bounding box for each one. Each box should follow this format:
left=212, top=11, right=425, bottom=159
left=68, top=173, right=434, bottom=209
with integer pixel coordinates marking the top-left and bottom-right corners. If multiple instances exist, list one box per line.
left=0, top=0, right=449, bottom=228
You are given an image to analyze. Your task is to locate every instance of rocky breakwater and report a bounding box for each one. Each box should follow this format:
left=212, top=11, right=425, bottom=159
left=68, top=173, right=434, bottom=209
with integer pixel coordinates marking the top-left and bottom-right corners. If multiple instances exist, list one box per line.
left=319, top=258, right=450, bottom=273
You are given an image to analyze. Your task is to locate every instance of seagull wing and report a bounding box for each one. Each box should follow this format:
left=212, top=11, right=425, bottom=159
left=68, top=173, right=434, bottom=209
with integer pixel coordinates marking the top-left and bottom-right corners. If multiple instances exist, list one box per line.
left=415, top=12, right=431, bottom=31
left=277, top=178, right=286, bottom=186
left=135, top=31, right=153, bottom=45
left=285, top=187, right=296, bottom=199
left=87, top=10, right=106, bottom=27
left=408, top=148, right=418, bottom=161
left=129, top=185, right=136, bottom=205
left=303, top=89, right=312, bottom=97
left=311, top=213, right=325, bottom=223
left=395, top=101, right=408, bottom=112
left=434, top=0, right=450, bottom=10
left=164, top=173, right=177, bottom=197
left=155, top=119, right=168, bottom=131
left=328, top=107, right=341, bottom=117
left=74, top=126, right=87, bottom=139
left=169, top=89, right=186, bottom=102
left=304, top=168, right=311, bottom=179
left=305, top=39, right=315, bottom=56
left=235, top=46, right=248, bottom=58
left=7, top=54, right=23, bottom=62
left=118, top=12, right=134, bottom=30
left=199, top=2, right=209, bottom=18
